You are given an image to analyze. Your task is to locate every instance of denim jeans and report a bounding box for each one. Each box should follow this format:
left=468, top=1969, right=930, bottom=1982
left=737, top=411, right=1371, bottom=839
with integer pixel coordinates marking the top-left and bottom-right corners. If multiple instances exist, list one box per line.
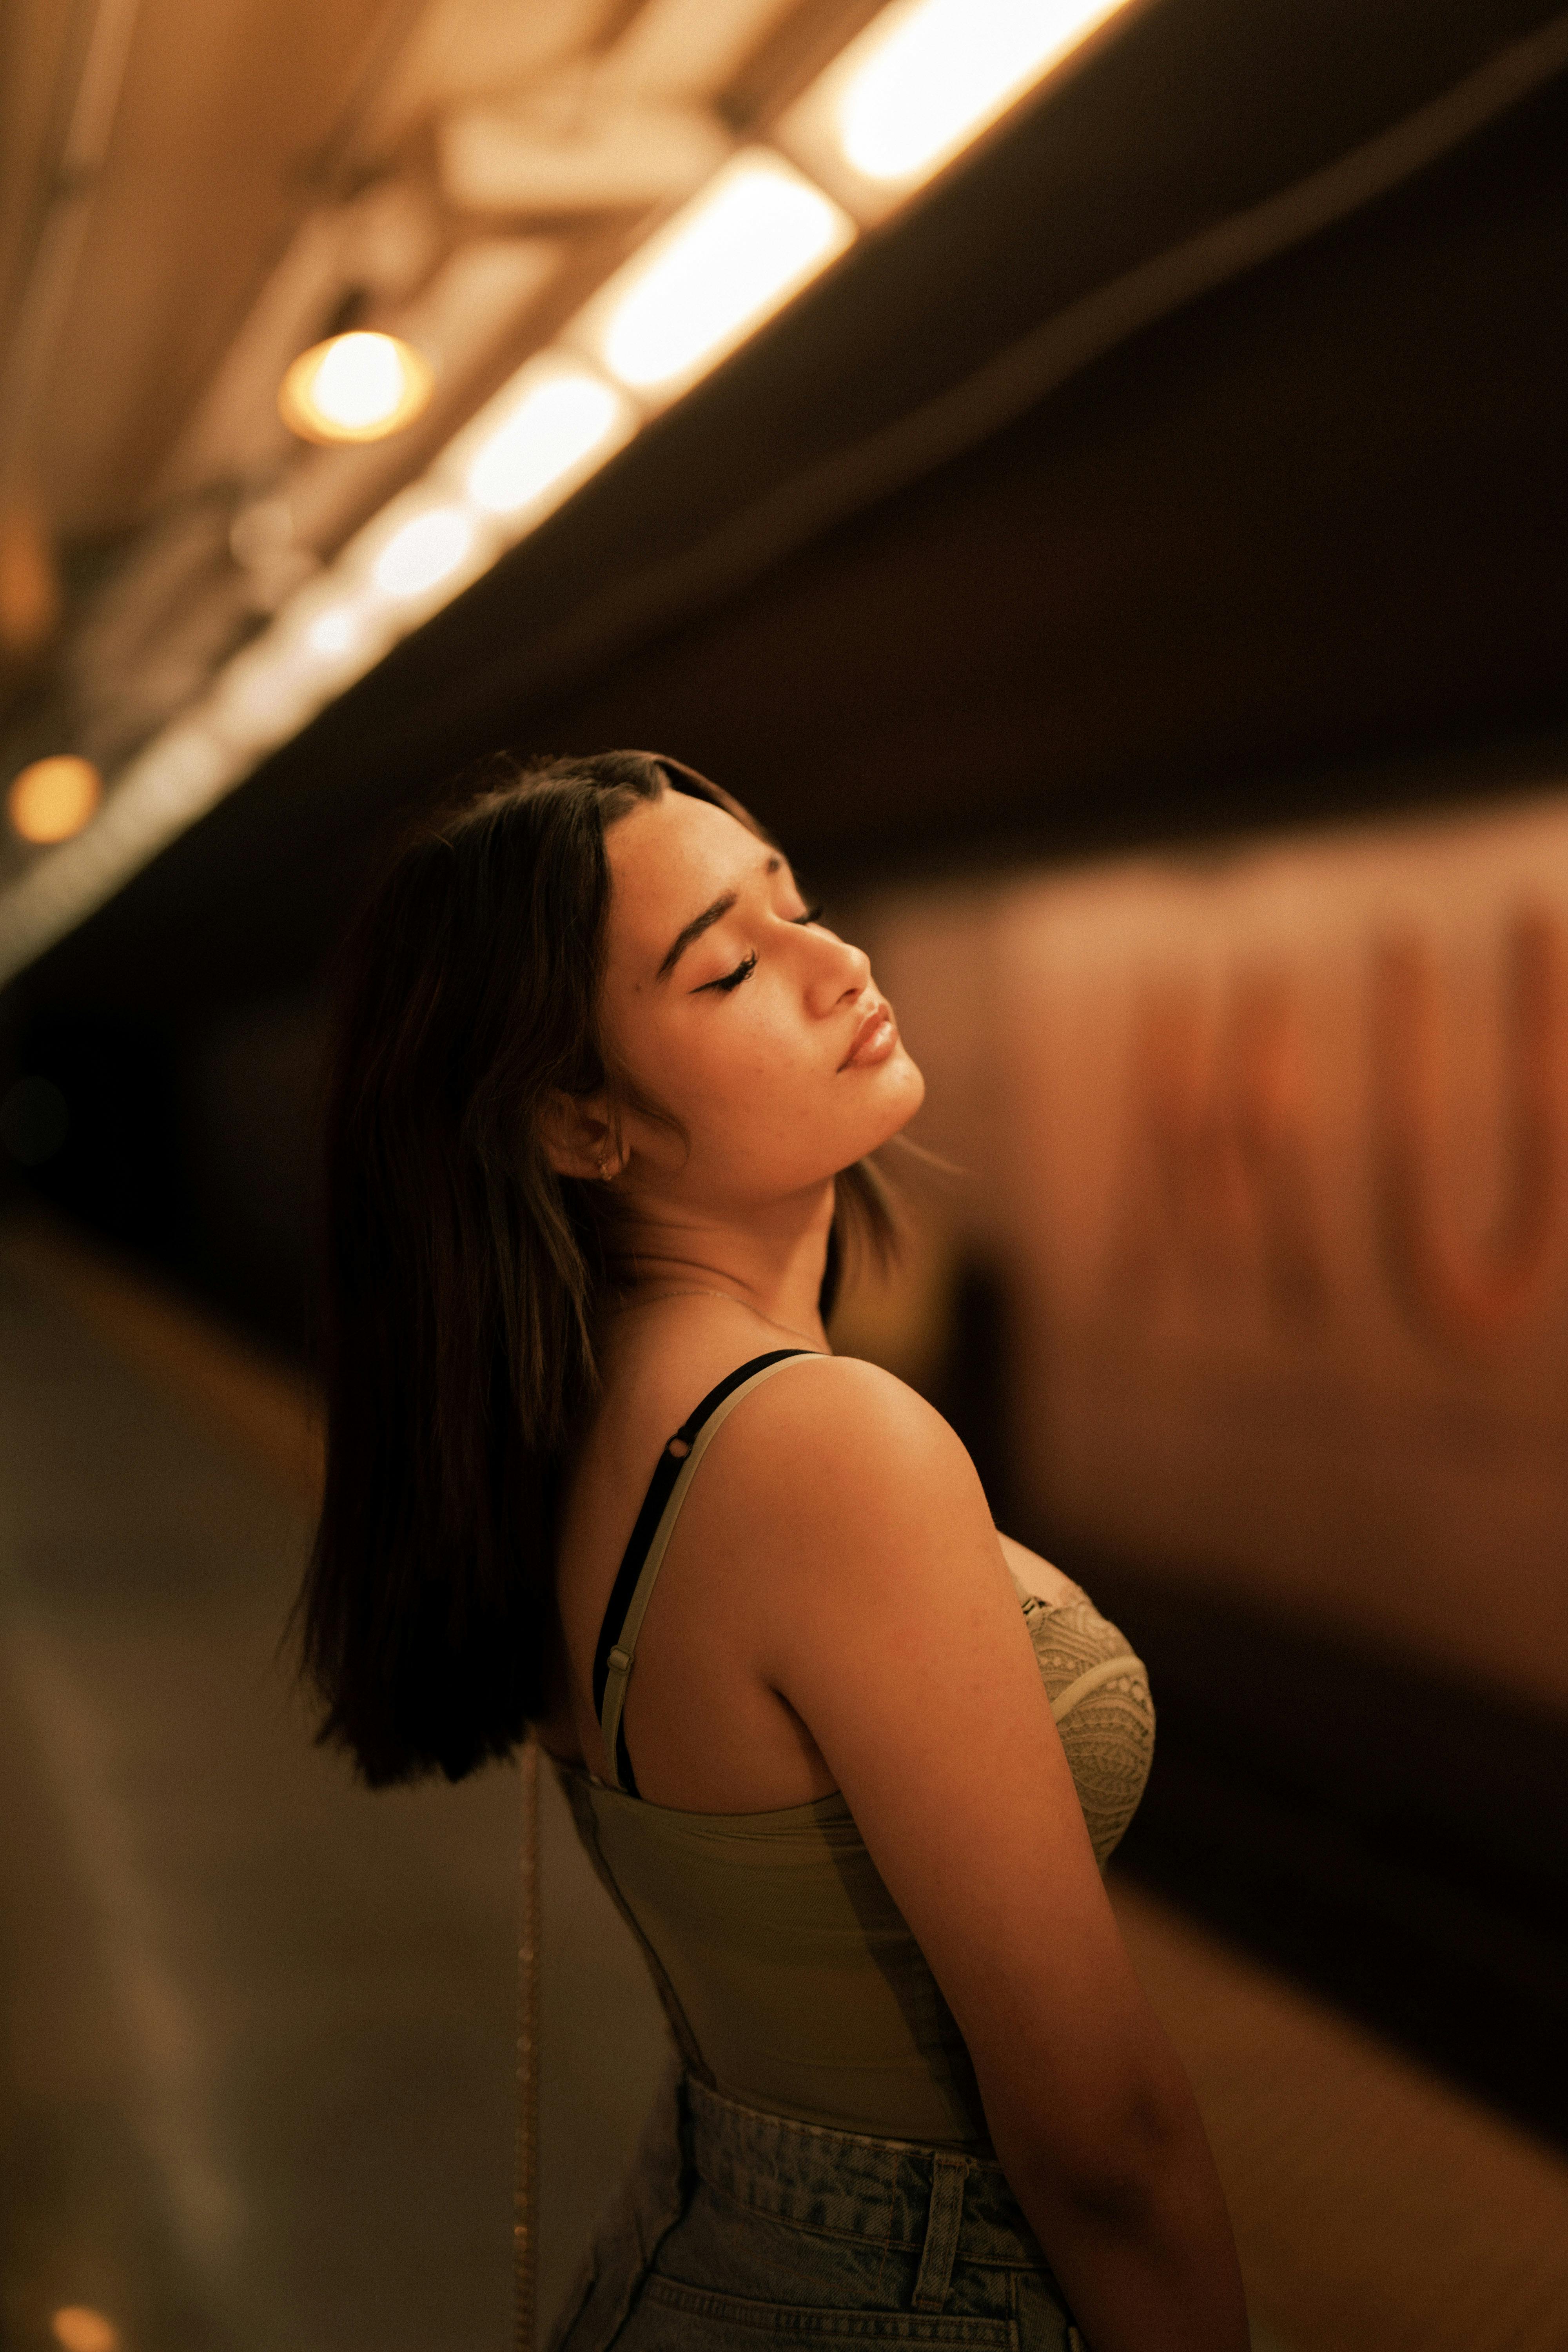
left=550, top=2068, right=1085, bottom=2350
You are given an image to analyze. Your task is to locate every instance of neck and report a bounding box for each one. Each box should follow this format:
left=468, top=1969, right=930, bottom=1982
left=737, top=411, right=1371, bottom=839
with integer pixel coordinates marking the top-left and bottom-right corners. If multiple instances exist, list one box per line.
left=606, top=1178, right=837, bottom=1350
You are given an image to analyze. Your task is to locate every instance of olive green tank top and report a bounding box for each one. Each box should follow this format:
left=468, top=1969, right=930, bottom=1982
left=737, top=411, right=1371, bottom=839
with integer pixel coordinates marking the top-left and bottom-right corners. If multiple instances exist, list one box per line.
left=560, top=1351, right=1155, bottom=2149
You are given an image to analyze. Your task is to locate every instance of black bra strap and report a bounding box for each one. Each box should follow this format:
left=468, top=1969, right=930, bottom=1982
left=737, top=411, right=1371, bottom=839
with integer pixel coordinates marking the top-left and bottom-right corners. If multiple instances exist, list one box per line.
left=591, top=1350, right=813, bottom=1796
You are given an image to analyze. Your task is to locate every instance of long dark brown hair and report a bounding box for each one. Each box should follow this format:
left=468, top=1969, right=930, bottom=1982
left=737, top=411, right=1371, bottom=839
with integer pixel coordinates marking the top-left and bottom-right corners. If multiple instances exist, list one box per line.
left=298, top=750, right=895, bottom=1786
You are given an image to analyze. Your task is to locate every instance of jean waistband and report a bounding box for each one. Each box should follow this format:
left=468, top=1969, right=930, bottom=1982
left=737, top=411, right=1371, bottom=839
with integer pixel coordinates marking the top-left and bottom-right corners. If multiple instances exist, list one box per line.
left=683, top=2076, right=1047, bottom=2275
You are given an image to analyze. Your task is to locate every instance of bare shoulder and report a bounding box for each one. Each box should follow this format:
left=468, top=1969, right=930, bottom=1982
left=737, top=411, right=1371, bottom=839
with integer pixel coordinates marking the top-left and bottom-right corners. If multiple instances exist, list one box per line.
left=716, top=1349, right=986, bottom=1528
left=568, top=1318, right=970, bottom=1573
left=708, top=1349, right=1000, bottom=1613
left=722, top=1349, right=978, bottom=1499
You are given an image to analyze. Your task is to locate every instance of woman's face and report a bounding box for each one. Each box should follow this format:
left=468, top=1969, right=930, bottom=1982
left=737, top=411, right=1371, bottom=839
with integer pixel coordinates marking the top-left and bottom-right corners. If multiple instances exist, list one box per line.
left=598, top=787, right=924, bottom=1205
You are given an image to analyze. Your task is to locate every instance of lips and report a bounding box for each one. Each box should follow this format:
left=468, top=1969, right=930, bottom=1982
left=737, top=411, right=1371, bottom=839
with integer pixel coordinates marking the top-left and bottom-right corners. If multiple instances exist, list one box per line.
left=840, top=999, right=898, bottom=1070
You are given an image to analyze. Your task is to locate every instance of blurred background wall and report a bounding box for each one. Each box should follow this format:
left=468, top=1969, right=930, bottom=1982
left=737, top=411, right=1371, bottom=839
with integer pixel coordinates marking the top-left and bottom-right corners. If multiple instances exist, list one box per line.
left=828, top=788, right=1568, bottom=2144
left=862, top=794, right=1568, bottom=1711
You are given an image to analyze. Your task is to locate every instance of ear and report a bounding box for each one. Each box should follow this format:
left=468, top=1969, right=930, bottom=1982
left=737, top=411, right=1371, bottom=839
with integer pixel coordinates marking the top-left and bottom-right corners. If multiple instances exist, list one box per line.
left=536, top=1089, right=623, bottom=1182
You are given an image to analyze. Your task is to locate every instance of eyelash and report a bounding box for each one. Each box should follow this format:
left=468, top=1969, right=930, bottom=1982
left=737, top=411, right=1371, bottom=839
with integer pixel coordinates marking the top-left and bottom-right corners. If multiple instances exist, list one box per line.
left=705, top=904, right=826, bottom=994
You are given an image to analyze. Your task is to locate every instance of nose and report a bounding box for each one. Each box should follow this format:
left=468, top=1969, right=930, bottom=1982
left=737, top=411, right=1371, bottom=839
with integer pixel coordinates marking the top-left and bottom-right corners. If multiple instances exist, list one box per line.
left=804, top=924, right=870, bottom=1016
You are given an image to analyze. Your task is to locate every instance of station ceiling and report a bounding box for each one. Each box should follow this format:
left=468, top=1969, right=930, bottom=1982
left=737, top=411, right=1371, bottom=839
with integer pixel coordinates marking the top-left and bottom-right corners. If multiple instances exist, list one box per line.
left=0, top=0, right=867, bottom=824
left=4, top=0, right=1567, bottom=1013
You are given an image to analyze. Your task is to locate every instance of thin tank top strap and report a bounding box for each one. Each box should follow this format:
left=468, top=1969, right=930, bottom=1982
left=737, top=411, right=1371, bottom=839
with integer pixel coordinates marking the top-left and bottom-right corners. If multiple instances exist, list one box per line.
left=592, top=1348, right=828, bottom=1797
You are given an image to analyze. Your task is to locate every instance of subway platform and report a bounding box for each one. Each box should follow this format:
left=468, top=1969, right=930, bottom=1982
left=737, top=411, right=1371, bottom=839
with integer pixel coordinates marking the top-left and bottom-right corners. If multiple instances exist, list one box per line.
left=2, top=1212, right=1566, bottom=2352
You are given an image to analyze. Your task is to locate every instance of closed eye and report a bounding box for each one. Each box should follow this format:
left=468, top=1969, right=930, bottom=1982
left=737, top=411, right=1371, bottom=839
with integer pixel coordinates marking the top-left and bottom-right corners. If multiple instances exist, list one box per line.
left=700, top=951, right=757, bottom=994
left=696, top=906, right=825, bottom=995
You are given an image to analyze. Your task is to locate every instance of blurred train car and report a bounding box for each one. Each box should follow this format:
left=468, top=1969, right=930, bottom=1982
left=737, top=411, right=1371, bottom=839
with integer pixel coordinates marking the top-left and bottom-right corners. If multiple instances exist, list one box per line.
left=840, top=789, right=1568, bottom=2136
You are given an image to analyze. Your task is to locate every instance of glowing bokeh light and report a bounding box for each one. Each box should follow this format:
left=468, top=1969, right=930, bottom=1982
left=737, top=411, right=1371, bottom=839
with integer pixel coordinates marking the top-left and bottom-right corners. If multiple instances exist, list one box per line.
left=278, top=331, right=433, bottom=444
left=464, top=360, right=629, bottom=520
left=50, top=2310, right=120, bottom=2352
left=587, top=151, right=854, bottom=400
left=833, top=0, right=1131, bottom=189
left=369, top=506, right=477, bottom=600
left=7, top=754, right=102, bottom=843
left=305, top=604, right=364, bottom=658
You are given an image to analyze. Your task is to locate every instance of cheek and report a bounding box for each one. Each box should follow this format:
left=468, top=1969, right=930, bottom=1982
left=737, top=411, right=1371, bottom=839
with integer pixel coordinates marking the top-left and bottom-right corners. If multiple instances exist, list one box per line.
left=661, top=1001, right=827, bottom=1138
left=611, top=1006, right=759, bottom=1128
left=693, top=1003, right=806, bottom=1108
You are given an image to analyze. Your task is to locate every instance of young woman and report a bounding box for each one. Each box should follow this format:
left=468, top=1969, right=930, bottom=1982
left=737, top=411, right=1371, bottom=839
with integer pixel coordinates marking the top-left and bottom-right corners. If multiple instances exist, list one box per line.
left=300, top=750, right=1249, bottom=2352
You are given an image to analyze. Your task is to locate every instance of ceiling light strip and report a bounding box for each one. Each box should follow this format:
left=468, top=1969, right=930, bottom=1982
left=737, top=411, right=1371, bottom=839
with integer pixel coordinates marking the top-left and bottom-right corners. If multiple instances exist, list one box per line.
left=572, top=149, right=855, bottom=404
left=1, top=0, right=1146, bottom=985
left=777, top=0, right=1135, bottom=217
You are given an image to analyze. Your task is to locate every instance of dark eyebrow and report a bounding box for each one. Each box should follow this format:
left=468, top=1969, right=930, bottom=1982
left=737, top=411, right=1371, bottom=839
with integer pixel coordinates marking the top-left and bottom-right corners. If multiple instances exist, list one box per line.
left=655, top=855, right=782, bottom=982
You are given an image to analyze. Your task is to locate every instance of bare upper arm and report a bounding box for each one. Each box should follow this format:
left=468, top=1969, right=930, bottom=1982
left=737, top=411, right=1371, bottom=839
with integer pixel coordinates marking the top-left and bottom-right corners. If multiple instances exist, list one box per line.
left=730, top=1357, right=1166, bottom=2175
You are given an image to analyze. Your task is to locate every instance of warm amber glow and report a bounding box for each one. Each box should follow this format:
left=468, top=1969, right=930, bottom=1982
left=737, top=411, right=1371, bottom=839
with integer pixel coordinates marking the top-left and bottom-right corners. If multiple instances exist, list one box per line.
left=0, top=508, right=61, bottom=654
left=462, top=358, right=631, bottom=521
left=304, top=603, right=363, bottom=657
left=7, top=755, right=102, bottom=843
left=837, top=0, right=1130, bottom=186
left=50, top=2310, right=120, bottom=2352
left=782, top=0, right=1134, bottom=217
left=579, top=151, right=855, bottom=402
left=368, top=504, right=477, bottom=600
left=278, top=331, right=433, bottom=445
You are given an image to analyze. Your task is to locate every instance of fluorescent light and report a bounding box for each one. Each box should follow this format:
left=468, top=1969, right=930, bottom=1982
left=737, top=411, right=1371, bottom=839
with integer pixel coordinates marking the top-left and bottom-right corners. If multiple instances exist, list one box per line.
left=128, top=723, right=238, bottom=821
left=204, top=585, right=379, bottom=753
left=211, top=496, right=489, bottom=768
left=780, top=0, right=1134, bottom=216
left=206, top=650, right=296, bottom=754
left=207, top=642, right=320, bottom=755
left=575, top=149, right=855, bottom=402
left=456, top=356, right=633, bottom=526
left=368, top=504, right=480, bottom=600
left=305, top=604, right=362, bottom=657
left=278, top=331, right=433, bottom=445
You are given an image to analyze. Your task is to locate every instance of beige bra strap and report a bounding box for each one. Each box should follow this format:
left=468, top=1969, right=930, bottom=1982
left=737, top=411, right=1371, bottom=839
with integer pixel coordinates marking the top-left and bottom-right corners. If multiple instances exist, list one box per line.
left=599, top=1350, right=830, bottom=1791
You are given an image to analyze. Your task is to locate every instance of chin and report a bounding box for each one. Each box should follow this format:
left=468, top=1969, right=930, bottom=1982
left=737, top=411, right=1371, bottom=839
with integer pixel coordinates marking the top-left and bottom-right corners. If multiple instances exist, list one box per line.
left=864, top=1044, right=926, bottom=1147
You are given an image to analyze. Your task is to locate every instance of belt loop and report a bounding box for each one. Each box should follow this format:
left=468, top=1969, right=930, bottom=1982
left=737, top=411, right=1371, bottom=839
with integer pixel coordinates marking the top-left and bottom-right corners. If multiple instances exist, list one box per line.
left=911, top=2152, right=966, bottom=2312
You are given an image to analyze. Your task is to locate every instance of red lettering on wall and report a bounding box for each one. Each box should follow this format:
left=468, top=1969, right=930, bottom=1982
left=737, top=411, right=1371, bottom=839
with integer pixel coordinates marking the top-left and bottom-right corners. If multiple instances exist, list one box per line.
left=1109, top=968, right=1328, bottom=1323
left=1372, top=909, right=1565, bottom=1350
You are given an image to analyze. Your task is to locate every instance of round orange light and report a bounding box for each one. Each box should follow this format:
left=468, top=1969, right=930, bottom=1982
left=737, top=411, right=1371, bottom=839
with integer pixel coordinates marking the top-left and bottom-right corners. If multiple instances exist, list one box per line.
left=7, top=754, right=102, bottom=843
left=51, top=2309, right=120, bottom=2352
left=278, top=331, right=433, bottom=445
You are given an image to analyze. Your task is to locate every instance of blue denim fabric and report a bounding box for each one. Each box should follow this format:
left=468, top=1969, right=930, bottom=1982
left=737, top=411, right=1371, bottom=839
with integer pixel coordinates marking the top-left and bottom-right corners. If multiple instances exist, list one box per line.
left=550, top=2069, right=1085, bottom=2350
